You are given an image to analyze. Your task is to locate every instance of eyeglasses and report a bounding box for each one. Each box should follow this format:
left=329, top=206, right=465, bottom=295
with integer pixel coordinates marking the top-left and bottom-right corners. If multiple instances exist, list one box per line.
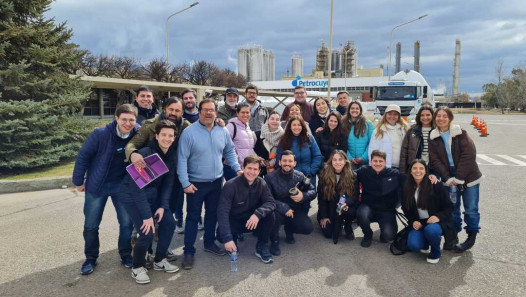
left=294, top=92, right=306, bottom=95
left=201, top=108, right=216, bottom=114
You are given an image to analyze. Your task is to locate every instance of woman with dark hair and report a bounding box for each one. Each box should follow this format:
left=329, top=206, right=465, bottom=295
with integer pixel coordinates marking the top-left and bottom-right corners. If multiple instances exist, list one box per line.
left=402, top=159, right=454, bottom=264
left=342, top=101, right=374, bottom=169
left=224, top=102, right=256, bottom=181
left=276, top=115, right=322, bottom=184
left=368, top=104, right=408, bottom=169
left=429, top=106, right=483, bottom=252
left=281, top=104, right=302, bottom=129
left=317, top=150, right=358, bottom=240
left=254, top=110, right=284, bottom=176
left=309, top=97, right=331, bottom=133
left=315, top=111, right=348, bottom=163
left=399, top=105, right=435, bottom=174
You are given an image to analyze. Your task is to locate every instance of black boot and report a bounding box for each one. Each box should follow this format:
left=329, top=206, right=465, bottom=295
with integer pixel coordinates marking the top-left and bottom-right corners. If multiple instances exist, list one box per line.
left=454, top=231, right=477, bottom=253
left=443, top=233, right=459, bottom=250
left=344, top=220, right=355, bottom=240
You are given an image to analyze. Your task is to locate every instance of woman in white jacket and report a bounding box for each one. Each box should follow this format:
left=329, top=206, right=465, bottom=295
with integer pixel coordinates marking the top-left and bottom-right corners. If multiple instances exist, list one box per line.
left=368, top=104, right=408, bottom=169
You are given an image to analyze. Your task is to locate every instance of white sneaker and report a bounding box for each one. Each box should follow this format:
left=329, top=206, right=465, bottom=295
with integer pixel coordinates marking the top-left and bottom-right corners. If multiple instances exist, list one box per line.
left=154, top=258, right=180, bottom=273
left=131, top=267, right=150, bottom=284
left=197, top=221, right=204, bottom=231
left=420, top=247, right=430, bottom=254
left=175, top=220, right=184, bottom=234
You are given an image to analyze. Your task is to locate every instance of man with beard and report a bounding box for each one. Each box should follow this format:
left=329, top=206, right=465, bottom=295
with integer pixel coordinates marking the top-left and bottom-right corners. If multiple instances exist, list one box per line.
left=217, top=88, right=239, bottom=122
left=177, top=99, right=242, bottom=270
left=134, top=86, right=159, bottom=125
left=280, top=86, right=314, bottom=122
left=125, top=97, right=190, bottom=256
left=243, top=84, right=269, bottom=132
left=264, top=150, right=316, bottom=256
left=181, top=89, right=199, bottom=123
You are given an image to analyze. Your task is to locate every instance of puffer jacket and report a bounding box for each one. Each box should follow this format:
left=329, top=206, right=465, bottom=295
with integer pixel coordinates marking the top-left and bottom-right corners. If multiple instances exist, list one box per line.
left=276, top=134, right=323, bottom=176
left=315, top=129, right=348, bottom=163
left=227, top=117, right=256, bottom=167
left=264, top=169, right=316, bottom=213
left=399, top=124, right=427, bottom=174
left=428, top=124, right=483, bottom=187
left=368, top=124, right=406, bottom=168
left=355, top=166, right=405, bottom=212
left=346, top=118, right=374, bottom=164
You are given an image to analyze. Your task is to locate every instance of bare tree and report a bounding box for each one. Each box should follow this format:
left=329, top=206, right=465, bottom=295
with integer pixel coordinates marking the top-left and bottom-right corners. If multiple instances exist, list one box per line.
left=142, top=58, right=170, bottom=82
left=113, top=56, right=141, bottom=79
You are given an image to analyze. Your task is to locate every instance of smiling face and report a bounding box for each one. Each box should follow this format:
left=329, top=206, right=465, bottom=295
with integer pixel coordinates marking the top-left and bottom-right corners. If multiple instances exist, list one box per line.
left=115, top=112, right=136, bottom=134
left=327, top=115, right=338, bottom=131
left=237, top=106, right=251, bottom=124
left=225, top=93, right=238, bottom=109
left=349, top=102, right=361, bottom=119
left=290, top=119, right=303, bottom=136
left=331, top=153, right=346, bottom=173
left=164, top=102, right=183, bottom=123
left=199, top=102, right=217, bottom=126
left=136, top=90, right=154, bottom=109
left=435, top=110, right=450, bottom=131
left=279, top=154, right=297, bottom=173
left=411, top=161, right=426, bottom=184
left=294, top=87, right=307, bottom=103
left=371, top=156, right=386, bottom=173
left=290, top=105, right=301, bottom=117
left=337, top=93, right=349, bottom=108
left=243, top=162, right=261, bottom=184
left=315, top=98, right=328, bottom=115
left=386, top=110, right=399, bottom=126
left=182, top=92, right=196, bottom=111
left=268, top=114, right=281, bottom=131
left=245, top=88, right=258, bottom=104
left=419, top=109, right=433, bottom=127
left=155, top=127, right=175, bottom=151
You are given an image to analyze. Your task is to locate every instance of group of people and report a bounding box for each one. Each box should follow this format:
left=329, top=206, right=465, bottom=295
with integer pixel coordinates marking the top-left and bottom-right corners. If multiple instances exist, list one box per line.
left=73, top=84, right=482, bottom=285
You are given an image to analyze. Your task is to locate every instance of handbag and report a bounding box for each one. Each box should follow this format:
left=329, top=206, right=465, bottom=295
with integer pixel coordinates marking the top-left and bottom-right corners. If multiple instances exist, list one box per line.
left=390, top=211, right=411, bottom=255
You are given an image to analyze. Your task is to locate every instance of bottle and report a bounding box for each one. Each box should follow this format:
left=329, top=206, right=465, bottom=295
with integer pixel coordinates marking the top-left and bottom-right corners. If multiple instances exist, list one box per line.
left=336, top=194, right=347, bottom=213
left=449, top=185, right=457, bottom=204
left=230, top=251, right=238, bottom=273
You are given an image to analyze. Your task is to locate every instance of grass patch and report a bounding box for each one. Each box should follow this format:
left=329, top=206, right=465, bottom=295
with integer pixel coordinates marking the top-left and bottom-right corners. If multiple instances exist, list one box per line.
left=0, top=161, right=75, bottom=181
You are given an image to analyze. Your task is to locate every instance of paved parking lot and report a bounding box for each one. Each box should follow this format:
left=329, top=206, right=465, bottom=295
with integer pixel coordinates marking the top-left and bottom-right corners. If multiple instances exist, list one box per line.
left=1, top=114, right=525, bottom=297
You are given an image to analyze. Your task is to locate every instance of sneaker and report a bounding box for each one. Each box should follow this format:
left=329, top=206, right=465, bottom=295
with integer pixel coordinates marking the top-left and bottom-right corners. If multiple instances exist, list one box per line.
left=285, top=232, right=295, bottom=244
left=426, top=255, right=440, bottom=264
left=197, top=217, right=204, bottom=231
left=80, top=260, right=97, bottom=275
left=166, top=250, right=177, bottom=262
left=204, top=243, right=227, bottom=256
left=131, top=267, right=150, bottom=284
left=121, top=255, right=133, bottom=268
left=255, top=244, right=274, bottom=264
left=153, top=258, right=180, bottom=273
left=182, top=254, right=194, bottom=270
left=175, top=220, right=184, bottom=234
left=360, top=233, right=372, bottom=248
left=420, top=247, right=431, bottom=254
left=270, top=241, right=281, bottom=256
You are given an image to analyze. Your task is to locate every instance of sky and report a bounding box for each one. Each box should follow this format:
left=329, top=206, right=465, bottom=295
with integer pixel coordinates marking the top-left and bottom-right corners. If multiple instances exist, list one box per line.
left=47, top=0, right=526, bottom=94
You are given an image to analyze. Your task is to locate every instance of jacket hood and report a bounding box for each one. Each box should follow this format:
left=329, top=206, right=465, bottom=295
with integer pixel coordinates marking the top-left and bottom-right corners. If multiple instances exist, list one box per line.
left=430, top=124, right=462, bottom=140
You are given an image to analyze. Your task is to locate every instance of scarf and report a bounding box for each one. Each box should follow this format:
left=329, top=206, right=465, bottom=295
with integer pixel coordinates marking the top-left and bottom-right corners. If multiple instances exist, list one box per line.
left=260, top=123, right=284, bottom=152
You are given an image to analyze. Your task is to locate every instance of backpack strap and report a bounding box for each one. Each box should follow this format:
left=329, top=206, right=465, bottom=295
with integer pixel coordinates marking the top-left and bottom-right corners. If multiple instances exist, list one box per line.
left=229, top=122, right=237, bottom=140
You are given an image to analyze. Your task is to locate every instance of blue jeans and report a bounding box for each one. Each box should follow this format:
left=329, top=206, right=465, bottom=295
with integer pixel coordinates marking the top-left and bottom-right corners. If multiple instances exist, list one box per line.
left=183, top=178, right=223, bottom=255
left=356, top=204, right=397, bottom=242
left=407, top=223, right=443, bottom=258
left=83, top=181, right=133, bottom=261
left=452, top=184, right=481, bottom=233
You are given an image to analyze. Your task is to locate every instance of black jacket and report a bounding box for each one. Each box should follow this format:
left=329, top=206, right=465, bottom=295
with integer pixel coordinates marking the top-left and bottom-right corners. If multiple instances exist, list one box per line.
left=217, top=175, right=276, bottom=243
left=308, top=113, right=326, bottom=134
left=120, top=140, right=176, bottom=220
left=355, top=166, right=404, bottom=212
left=317, top=174, right=358, bottom=222
left=315, top=129, right=348, bottom=163
left=402, top=183, right=456, bottom=243
left=264, top=169, right=316, bottom=214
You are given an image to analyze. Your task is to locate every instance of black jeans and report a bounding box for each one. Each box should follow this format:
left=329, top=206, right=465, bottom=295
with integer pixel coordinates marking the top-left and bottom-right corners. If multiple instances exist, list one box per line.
left=271, top=208, right=313, bottom=241
left=356, top=204, right=397, bottom=242
left=222, top=213, right=275, bottom=246
left=319, top=207, right=357, bottom=239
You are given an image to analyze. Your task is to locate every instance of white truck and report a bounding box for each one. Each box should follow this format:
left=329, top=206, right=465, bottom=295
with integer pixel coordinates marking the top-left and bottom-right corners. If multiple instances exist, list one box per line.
left=372, top=70, right=434, bottom=122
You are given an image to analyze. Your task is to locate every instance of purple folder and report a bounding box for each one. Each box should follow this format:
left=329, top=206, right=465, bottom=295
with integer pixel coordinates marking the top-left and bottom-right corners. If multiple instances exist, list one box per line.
left=126, top=153, right=169, bottom=189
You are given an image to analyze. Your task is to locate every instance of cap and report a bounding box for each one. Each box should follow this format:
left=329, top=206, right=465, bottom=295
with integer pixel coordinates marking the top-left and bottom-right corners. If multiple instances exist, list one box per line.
left=225, top=88, right=239, bottom=96
left=385, top=104, right=401, bottom=115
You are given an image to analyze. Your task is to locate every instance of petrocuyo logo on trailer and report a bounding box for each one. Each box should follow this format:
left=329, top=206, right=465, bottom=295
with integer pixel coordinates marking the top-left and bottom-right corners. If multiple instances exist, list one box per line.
left=292, top=76, right=328, bottom=87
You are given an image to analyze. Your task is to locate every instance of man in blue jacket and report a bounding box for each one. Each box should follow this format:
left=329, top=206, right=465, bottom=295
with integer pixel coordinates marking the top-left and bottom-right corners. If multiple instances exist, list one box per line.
left=72, top=104, right=140, bottom=275
left=177, top=99, right=242, bottom=270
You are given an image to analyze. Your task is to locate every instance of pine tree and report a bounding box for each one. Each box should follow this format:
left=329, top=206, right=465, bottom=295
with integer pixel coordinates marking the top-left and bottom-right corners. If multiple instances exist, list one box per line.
left=0, top=0, right=93, bottom=172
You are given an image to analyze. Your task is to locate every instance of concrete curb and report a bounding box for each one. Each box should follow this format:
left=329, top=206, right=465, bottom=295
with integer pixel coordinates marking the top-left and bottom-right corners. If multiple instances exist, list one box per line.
left=0, top=176, right=72, bottom=194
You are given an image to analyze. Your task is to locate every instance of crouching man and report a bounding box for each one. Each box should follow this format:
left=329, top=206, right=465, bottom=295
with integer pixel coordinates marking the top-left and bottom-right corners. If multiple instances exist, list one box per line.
left=217, top=155, right=276, bottom=264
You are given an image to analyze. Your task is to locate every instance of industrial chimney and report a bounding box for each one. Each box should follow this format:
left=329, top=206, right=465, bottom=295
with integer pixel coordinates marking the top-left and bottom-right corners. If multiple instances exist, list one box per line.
left=414, top=41, right=420, bottom=73
left=452, top=39, right=461, bottom=96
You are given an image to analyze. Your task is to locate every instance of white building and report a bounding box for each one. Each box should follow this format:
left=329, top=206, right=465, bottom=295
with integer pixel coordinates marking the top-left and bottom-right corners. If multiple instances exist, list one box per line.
left=291, top=54, right=303, bottom=77
left=238, top=45, right=275, bottom=81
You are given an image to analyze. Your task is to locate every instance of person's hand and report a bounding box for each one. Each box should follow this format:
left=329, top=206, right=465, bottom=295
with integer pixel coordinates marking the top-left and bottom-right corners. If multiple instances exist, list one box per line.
left=285, top=209, right=294, bottom=218
left=224, top=240, right=237, bottom=252
left=236, top=170, right=243, bottom=176
left=154, top=208, right=165, bottom=223
left=76, top=183, right=85, bottom=192
left=355, top=158, right=363, bottom=164
left=184, top=184, right=198, bottom=194
left=315, top=127, right=323, bottom=133
left=413, top=221, right=422, bottom=230
left=245, top=214, right=259, bottom=230
left=141, top=218, right=155, bottom=235
left=131, top=152, right=146, bottom=168
left=320, top=218, right=331, bottom=228
left=339, top=203, right=348, bottom=215
left=427, top=216, right=440, bottom=224
left=216, top=118, right=225, bottom=127
left=291, top=191, right=304, bottom=203
left=429, top=174, right=438, bottom=184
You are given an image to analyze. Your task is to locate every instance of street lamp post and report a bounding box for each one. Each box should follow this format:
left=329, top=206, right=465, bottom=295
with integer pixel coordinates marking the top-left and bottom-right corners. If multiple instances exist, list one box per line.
left=327, top=0, right=334, bottom=97
left=166, top=2, right=199, bottom=64
left=387, top=14, right=428, bottom=80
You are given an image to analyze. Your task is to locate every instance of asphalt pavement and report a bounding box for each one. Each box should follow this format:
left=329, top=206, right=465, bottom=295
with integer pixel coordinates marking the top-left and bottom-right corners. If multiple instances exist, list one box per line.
left=0, top=114, right=525, bottom=297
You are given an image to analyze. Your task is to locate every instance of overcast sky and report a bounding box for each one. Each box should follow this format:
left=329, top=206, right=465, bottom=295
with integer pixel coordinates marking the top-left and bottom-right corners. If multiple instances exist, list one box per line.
left=48, top=0, right=526, bottom=93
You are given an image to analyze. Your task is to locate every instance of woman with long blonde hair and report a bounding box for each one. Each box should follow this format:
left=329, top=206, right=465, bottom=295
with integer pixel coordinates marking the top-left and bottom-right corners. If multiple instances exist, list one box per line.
left=317, top=150, right=358, bottom=240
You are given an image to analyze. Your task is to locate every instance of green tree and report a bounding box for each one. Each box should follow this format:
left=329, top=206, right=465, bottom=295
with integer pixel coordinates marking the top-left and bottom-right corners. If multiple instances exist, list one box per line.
left=0, top=0, right=92, bottom=172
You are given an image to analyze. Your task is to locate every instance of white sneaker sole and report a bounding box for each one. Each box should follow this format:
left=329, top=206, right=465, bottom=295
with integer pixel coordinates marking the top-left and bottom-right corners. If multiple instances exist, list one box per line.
left=132, top=273, right=150, bottom=284
left=154, top=265, right=180, bottom=273
left=255, top=252, right=273, bottom=264
left=426, top=257, right=440, bottom=264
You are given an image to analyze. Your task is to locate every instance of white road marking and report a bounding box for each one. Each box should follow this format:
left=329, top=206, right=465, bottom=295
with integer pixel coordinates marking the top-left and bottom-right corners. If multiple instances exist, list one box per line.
left=477, top=154, right=506, bottom=165
left=496, top=155, right=526, bottom=166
